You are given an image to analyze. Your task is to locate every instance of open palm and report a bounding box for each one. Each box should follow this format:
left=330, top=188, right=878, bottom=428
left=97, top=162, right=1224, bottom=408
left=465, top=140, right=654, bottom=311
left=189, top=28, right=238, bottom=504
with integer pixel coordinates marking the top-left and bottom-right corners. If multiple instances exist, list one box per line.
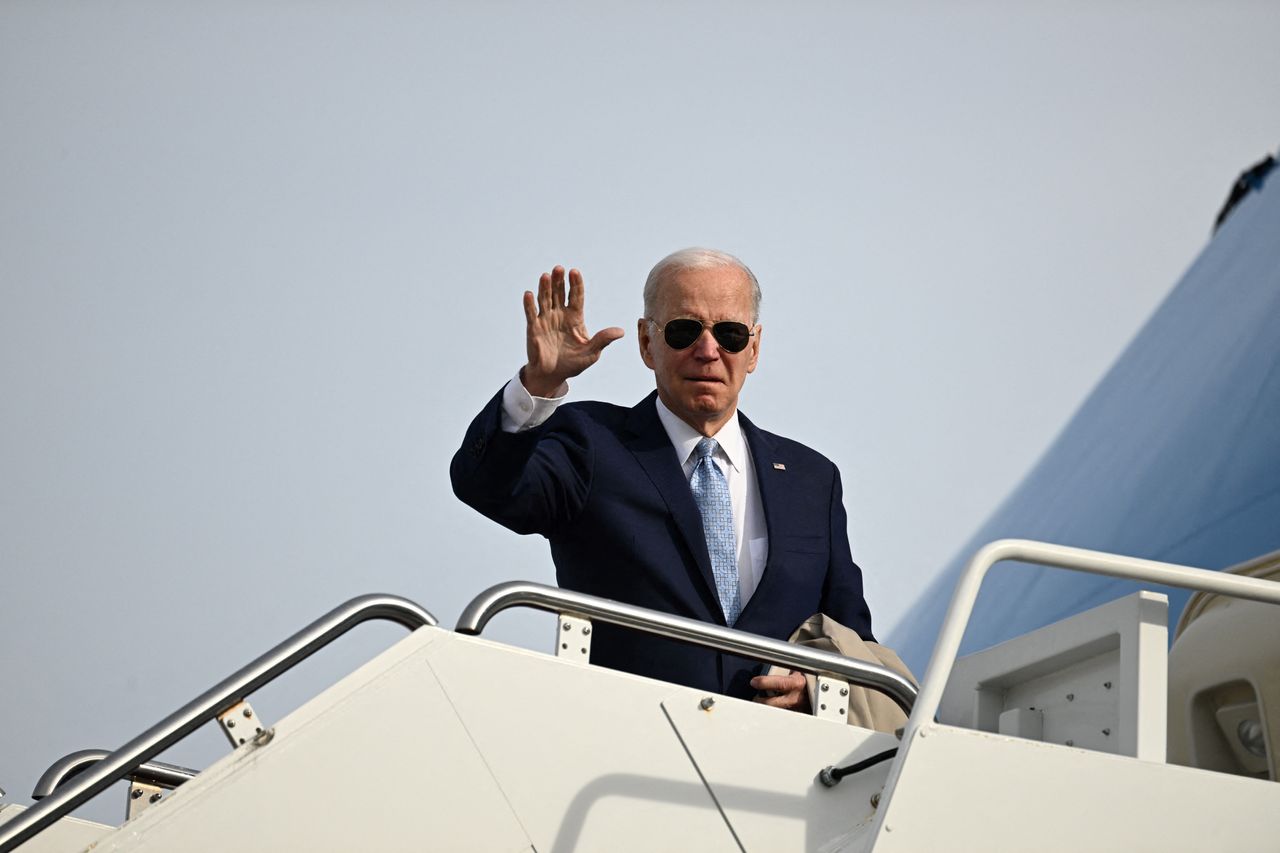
left=522, top=266, right=624, bottom=397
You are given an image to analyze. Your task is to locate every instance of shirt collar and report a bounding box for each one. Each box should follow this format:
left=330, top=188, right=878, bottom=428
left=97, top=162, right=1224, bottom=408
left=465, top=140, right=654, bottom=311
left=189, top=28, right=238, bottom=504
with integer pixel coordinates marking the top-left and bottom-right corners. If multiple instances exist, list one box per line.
left=653, top=396, right=746, bottom=474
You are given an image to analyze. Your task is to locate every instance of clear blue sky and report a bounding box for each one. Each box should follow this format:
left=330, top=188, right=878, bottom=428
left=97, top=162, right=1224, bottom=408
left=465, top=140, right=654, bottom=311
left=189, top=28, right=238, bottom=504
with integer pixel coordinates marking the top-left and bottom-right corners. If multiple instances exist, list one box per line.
left=2, top=0, right=1276, bottom=822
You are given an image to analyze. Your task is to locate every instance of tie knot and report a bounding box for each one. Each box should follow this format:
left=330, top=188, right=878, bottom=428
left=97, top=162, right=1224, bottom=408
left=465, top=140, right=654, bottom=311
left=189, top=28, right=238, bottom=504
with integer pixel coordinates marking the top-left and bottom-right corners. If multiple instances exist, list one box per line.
left=695, top=437, right=719, bottom=461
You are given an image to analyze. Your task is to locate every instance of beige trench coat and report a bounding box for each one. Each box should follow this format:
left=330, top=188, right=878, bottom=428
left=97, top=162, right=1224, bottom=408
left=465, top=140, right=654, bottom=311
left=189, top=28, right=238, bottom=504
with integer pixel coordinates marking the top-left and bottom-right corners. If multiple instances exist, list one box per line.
left=767, top=613, right=918, bottom=733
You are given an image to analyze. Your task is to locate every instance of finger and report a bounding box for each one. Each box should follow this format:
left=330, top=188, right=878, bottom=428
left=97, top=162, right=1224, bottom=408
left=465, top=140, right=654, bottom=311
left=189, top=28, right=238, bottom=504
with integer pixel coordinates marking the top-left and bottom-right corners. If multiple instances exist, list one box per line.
left=781, top=671, right=807, bottom=688
left=537, top=272, right=553, bottom=314
left=551, top=265, right=566, bottom=308
left=522, top=291, right=537, bottom=325
left=586, top=326, right=625, bottom=354
left=750, top=674, right=796, bottom=692
left=568, top=268, right=585, bottom=312
left=754, top=691, right=802, bottom=710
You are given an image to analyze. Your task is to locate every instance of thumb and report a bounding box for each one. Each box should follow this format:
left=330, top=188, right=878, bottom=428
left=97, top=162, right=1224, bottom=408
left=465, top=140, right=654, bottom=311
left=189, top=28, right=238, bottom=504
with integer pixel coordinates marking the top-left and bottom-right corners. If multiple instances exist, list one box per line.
left=587, top=326, right=626, bottom=354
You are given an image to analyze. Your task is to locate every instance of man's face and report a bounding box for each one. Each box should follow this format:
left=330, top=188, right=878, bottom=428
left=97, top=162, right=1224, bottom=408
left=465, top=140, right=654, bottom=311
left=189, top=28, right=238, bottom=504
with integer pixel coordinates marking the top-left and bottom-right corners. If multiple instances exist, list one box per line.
left=638, top=264, right=761, bottom=435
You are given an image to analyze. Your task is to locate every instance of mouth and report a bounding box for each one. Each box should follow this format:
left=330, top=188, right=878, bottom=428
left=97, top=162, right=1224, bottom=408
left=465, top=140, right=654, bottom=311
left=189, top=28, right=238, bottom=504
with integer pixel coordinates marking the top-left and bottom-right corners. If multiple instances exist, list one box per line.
left=685, top=376, right=724, bottom=385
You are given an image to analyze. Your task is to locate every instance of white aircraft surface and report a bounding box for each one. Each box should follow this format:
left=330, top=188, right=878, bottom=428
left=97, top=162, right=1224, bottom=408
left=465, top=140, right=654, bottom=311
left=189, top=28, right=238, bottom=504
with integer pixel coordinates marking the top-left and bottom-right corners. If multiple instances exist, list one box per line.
left=2, top=537, right=1279, bottom=851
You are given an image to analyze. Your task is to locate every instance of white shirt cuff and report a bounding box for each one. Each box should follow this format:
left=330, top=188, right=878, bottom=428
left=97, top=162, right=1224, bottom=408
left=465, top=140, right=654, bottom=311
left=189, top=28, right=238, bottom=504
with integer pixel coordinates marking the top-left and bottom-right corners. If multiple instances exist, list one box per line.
left=499, top=372, right=568, bottom=433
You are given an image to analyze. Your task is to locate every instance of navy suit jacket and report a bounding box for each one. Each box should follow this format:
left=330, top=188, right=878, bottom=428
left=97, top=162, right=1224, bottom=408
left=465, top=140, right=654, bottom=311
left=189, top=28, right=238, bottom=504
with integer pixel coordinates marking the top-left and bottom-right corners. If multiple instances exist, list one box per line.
left=450, top=387, right=874, bottom=699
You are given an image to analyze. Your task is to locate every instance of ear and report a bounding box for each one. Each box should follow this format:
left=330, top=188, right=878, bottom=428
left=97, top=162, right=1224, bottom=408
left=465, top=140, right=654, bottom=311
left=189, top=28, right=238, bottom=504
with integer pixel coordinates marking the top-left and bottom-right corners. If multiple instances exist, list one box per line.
left=746, top=324, right=761, bottom=374
left=638, top=318, right=656, bottom=369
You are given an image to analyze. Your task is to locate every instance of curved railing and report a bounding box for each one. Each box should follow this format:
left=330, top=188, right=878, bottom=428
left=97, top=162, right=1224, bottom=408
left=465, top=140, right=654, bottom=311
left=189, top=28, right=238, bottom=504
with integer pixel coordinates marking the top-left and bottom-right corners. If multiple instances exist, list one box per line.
left=32, top=749, right=197, bottom=800
left=0, top=593, right=436, bottom=852
left=456, top=581, right=918, bottom=713
left=829, top=540, right=1280, bottom=803
left=904, top=539, right=1280, bottom=739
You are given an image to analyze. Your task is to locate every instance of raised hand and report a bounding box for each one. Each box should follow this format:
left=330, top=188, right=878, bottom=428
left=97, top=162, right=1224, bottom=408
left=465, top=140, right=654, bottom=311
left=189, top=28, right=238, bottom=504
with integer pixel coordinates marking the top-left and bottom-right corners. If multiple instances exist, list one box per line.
left=521, top=265, right=625, bottom=397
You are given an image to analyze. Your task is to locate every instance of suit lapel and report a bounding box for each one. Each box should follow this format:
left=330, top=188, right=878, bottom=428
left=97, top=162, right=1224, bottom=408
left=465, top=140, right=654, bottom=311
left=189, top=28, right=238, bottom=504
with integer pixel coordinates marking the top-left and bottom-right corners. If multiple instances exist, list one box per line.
left=623, top=393, right=720, bottom=610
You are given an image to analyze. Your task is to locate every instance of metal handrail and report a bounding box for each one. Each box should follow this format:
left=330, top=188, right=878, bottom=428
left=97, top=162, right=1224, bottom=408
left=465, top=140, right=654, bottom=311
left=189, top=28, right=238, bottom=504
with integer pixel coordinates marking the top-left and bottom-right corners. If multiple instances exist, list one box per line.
left=456, top=581, right=918, bottom=713
left=904, top=539, right=1280, bottom=742
left=0, top=593, right=436, bottom=852
left=32, top=750, right=197, bottom=800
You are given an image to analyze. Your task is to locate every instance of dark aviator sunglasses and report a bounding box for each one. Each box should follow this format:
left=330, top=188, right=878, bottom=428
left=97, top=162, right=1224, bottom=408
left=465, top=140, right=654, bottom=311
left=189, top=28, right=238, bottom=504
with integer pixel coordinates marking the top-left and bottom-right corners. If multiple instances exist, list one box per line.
left=648, top=318, right=755, bottom=353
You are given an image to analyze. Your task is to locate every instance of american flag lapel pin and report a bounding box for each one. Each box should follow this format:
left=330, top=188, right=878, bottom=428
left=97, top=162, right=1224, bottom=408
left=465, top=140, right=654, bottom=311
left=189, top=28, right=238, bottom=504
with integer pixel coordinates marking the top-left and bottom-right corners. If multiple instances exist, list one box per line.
left=773, top=462, right=786, bottom=470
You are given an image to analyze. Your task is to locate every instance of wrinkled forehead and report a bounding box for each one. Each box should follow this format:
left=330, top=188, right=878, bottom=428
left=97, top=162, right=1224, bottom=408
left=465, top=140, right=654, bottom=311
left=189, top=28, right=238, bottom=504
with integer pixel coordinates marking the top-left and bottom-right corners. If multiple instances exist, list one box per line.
left=652, top=265, right=755, bottom=321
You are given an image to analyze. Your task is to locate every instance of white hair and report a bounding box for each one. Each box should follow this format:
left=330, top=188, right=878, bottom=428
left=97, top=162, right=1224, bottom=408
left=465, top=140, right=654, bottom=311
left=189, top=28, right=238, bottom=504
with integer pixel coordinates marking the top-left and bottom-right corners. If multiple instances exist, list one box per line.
left=643, top=247, right=762, bottom=324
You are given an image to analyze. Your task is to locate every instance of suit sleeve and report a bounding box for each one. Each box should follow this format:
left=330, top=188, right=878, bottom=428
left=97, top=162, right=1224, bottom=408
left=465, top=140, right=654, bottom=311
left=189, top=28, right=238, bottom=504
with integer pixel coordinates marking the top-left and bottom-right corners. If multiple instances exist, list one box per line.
left=450, top=386, right=593, bottom=538
left=819, top=466, right=876, bottom=642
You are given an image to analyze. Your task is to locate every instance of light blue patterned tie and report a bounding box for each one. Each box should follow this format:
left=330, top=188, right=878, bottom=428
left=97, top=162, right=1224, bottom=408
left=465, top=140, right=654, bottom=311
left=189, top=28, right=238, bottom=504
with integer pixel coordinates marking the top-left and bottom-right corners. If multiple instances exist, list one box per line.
left=690, top=437, right=741, bottom=626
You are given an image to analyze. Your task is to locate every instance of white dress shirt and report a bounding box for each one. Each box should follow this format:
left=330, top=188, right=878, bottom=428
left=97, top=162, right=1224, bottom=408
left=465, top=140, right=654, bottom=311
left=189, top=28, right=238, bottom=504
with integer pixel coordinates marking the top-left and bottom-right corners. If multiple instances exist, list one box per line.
left=499, top=373, right=769, bottom=607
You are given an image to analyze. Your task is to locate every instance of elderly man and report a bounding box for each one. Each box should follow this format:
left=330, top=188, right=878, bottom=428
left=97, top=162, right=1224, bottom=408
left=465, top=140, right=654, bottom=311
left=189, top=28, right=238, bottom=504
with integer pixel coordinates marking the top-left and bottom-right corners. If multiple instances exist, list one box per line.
left=451, top=248, right=875, bottom=708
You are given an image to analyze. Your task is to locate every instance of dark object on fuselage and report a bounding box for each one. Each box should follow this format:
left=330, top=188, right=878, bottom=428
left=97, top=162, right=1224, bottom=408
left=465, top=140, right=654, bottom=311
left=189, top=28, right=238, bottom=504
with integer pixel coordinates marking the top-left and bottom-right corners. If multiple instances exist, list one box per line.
left=1214, top=153, right=1276, bottom=232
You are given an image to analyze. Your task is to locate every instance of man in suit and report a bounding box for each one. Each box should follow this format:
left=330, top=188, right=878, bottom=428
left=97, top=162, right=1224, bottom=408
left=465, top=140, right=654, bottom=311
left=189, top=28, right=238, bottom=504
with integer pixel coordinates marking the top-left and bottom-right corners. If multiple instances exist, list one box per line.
left=451, top=248, right=874, bottom=709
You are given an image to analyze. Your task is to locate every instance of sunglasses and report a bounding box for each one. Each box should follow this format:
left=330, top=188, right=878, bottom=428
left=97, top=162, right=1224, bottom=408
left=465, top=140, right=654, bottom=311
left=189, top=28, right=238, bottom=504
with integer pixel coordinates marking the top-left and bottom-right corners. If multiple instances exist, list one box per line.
left=648, top=318, right=755, bottom=353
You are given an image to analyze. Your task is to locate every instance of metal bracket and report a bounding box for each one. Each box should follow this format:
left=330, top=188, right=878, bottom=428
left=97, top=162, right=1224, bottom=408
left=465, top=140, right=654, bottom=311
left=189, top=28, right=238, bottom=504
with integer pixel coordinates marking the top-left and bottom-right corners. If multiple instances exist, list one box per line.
left=217, top=700, right=268, bottom=748
left=125, top=780, right=165, bottom=821
left=555, top=614, right=592, bottom=662
left=815, top=676, right=849, bottom=722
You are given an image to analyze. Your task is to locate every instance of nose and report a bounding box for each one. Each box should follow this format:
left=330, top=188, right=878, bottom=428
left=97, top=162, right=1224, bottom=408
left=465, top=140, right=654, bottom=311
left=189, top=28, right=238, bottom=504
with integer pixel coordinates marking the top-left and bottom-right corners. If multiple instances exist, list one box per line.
left=691, top=327, right=721, bottom=360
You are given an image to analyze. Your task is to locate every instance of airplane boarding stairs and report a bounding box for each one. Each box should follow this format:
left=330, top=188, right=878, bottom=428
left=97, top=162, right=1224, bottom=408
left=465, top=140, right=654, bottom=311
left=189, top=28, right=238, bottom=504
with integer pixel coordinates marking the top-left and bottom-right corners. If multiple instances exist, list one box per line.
left=3, top=540, right=1280, bottom=851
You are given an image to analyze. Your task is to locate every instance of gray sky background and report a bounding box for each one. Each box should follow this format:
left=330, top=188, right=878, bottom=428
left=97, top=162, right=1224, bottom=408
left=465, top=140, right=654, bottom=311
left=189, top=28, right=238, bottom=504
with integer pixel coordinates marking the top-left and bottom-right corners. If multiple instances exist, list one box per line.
left=2, top=0, right=1277, bottom=822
